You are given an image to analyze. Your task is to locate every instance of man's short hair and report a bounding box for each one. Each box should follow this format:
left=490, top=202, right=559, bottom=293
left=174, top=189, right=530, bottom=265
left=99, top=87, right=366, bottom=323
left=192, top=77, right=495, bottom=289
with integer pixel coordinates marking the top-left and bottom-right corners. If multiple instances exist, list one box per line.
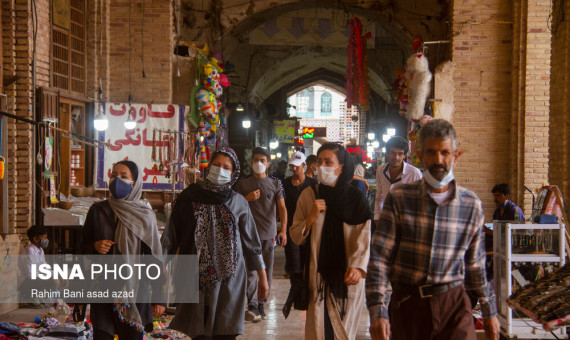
left=419, top=119, right=457, bottom=151
left=252, top=147, right=270, bottom=161
left=492, top=183, right=511, bottom=196
left=27, top=225, right=47, bottom=241
left=306, top=154, right=317, bottom=166
left=385, top=136, right=409, bottom=155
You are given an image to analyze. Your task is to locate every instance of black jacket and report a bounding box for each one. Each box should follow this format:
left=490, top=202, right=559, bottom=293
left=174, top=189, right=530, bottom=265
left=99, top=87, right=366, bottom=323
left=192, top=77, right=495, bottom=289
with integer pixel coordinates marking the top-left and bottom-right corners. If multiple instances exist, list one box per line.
left=81, top=200, right=163, bottom=334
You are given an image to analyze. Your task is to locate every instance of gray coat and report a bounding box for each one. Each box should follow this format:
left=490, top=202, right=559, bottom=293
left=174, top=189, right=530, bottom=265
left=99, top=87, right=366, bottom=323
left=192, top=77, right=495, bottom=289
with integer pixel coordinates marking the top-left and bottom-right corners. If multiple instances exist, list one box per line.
left=162, top=190, right=265, bottom=337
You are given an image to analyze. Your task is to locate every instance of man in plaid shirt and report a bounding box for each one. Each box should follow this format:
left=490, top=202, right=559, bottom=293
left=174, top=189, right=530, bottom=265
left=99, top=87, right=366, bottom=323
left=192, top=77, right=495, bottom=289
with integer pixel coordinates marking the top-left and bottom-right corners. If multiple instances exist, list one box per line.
left=366, top=119, right=500, bottom=340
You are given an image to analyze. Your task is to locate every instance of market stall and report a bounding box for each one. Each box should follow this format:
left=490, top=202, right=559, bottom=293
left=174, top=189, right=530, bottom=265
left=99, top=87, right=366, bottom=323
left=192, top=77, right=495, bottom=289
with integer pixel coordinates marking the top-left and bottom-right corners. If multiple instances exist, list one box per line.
left=493, top=221, right=567, bottom=339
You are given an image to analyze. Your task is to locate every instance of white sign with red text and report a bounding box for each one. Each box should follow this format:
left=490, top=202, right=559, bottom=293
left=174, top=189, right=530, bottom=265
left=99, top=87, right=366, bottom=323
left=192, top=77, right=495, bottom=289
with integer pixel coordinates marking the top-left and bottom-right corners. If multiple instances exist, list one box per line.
left=95, top=102, right=188, bottom=191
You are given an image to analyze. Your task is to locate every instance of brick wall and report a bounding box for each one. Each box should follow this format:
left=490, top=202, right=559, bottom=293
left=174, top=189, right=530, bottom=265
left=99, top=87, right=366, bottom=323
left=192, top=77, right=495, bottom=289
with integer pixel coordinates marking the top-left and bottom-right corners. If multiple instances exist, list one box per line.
left=2, top=0, right=174, bottom=236
left=105, top=0, right=172, bottom=103
left=3, top=0, right=33, bottom=233
left=452, top=0, right=551, bottom=220
left=451, top=0, right=516, bottom=219
left=549, top=0, right=570, bottom=204
left=521, top=0, right=551, bottom=212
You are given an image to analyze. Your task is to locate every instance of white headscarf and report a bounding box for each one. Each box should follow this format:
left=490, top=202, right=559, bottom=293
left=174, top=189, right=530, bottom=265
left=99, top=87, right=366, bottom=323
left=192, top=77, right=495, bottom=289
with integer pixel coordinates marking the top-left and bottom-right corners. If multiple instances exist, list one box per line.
left=107, top=161, right=162, bottom=333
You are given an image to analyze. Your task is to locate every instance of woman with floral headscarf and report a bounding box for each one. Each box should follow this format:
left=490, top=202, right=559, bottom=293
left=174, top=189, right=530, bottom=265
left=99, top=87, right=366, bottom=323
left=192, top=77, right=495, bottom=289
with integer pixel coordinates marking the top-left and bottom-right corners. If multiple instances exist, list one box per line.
left=162, top=147, right=268, bottom=340
left=81, top=160, right=164, bottom=339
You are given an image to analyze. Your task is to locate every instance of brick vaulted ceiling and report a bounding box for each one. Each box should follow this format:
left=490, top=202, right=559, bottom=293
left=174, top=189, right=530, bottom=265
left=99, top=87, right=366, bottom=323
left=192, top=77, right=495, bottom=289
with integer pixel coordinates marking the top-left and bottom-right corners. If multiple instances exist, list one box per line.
left=183, top=0, right=451, bottom=117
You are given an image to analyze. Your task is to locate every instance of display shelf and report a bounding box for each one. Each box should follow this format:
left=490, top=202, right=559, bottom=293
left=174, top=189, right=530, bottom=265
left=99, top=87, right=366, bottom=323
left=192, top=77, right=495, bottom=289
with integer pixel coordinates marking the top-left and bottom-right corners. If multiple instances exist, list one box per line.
left=494, top=222, right=566, bottom=339
left=70, top=148, right=85, bottom=187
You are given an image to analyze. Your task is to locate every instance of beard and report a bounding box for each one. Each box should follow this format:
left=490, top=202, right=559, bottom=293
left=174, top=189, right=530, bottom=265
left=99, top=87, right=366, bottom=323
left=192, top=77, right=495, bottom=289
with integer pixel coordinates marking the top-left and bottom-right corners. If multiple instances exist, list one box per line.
left=428, top=164, right=449, bottom=181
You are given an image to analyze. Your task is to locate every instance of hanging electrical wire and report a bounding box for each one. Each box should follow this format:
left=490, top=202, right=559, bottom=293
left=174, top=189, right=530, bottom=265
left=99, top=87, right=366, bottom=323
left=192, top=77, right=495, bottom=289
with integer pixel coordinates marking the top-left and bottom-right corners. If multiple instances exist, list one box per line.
left=141, top=0, right=146, bottom=77
left=0, top=110, right=109, bottom=149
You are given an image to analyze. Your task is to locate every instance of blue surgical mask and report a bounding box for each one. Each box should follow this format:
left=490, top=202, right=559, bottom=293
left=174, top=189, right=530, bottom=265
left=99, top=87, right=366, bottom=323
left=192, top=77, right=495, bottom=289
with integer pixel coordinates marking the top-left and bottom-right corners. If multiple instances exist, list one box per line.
left=109, top=177, right=134, bottom=199
left=423, top=164, right=454, bottom=189
left=207, top=165, right=232, bottom=185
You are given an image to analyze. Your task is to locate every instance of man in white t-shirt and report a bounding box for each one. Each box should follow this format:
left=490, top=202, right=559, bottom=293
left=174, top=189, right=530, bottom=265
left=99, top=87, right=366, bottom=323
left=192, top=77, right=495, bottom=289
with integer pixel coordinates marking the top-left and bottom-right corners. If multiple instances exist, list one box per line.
left=374, top=136, right=422, bottom=227
left=20, top=225, right=49, bottom=307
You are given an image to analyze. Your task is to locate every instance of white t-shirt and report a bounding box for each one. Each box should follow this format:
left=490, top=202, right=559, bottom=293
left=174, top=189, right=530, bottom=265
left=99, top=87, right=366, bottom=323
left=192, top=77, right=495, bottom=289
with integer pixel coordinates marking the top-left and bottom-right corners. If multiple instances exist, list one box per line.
left=428, top=189, right=453, bottom=205
left=20, top=244, right=46, bottom=279
left=374, top=162, right=423, bottom=220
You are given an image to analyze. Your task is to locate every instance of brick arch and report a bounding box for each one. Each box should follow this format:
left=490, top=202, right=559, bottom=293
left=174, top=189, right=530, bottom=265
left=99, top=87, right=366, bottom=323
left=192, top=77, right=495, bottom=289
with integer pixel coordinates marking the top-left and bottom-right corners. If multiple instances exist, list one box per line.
left=222, top=1, right=415, bottom=55
left=248, top=52, right=392, bottom=106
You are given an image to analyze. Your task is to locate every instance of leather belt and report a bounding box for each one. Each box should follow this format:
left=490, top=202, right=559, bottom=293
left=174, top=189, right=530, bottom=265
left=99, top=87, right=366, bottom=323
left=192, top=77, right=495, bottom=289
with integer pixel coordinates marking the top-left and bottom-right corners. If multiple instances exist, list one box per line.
left=393, top=280, right=463, bottom=298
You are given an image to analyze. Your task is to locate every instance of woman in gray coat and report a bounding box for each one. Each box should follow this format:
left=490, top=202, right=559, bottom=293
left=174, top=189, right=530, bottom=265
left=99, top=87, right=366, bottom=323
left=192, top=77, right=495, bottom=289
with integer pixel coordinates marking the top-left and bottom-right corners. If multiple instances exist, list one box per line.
left=161, top=147, right=268, bottom=340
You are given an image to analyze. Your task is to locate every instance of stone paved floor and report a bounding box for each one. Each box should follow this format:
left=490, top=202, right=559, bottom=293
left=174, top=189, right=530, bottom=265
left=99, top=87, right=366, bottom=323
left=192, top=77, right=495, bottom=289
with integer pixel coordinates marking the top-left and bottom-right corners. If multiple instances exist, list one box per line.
left=240, top=246, right=371, bottom=339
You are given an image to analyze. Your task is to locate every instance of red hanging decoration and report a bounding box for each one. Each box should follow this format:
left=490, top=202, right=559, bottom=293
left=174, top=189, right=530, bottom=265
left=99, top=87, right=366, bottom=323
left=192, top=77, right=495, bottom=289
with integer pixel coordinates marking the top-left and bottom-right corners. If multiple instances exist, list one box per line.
left=345, top=18, right=371, bottom=110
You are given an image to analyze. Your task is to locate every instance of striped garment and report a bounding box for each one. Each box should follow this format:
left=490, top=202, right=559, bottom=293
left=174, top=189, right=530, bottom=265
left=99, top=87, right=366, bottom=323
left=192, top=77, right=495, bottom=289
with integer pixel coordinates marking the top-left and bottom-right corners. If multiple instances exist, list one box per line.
left=366, top=180, right=497, bottom=321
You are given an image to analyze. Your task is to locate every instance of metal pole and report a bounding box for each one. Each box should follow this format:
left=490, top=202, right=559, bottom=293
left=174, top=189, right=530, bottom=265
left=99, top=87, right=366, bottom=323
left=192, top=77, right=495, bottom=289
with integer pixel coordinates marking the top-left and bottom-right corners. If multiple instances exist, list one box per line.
left=0, top=95, right=7, bottom=234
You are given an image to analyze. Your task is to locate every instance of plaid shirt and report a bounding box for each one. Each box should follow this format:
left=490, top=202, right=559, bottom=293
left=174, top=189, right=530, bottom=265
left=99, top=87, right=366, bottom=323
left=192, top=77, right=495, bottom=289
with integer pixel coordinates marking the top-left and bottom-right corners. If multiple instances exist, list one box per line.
left=366, top=180, right=497, bottom=321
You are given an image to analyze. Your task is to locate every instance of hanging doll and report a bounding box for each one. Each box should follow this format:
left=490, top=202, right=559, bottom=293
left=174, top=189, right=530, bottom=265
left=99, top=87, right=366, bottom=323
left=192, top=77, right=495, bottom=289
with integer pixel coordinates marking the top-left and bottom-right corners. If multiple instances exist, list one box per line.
left=405, top=53, right=432, bottom=121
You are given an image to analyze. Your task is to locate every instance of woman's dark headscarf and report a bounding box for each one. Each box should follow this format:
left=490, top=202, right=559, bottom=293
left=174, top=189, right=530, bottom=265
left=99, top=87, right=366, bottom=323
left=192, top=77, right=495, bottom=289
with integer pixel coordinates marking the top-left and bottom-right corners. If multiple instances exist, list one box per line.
left=315, top=143, right=371, bottom=316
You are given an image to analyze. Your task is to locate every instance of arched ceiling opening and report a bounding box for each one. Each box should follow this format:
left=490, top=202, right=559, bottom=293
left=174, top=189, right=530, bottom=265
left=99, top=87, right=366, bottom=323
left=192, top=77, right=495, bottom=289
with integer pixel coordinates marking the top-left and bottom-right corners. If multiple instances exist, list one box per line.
left=202, top=0, right=450, bottom=123
left=248, top=52, right=392, bottom=105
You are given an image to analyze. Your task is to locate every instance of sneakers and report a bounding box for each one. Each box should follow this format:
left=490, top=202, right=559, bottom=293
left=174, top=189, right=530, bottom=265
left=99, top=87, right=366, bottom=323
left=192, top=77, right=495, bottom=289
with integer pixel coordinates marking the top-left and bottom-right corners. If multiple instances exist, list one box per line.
left=245, top=304, right=262, bottom=323
left=258, top=303, right=266, bottom=320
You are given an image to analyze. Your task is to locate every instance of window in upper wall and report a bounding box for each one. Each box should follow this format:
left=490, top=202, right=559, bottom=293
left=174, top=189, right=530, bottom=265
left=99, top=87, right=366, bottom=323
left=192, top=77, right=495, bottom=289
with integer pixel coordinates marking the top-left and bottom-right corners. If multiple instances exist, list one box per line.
left=52, top=0, right=86, bottom=95
left=296, top=88, right=314, bottom=118
left=320, top=92, right=332, bottom=116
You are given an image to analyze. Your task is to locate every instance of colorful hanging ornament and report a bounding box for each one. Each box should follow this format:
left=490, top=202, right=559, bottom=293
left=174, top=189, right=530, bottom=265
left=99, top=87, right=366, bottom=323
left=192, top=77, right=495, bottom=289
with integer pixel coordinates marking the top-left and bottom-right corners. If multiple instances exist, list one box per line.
left=0, top=156, right=4, bottom=180
left=199, top=145, right=208, bottom=170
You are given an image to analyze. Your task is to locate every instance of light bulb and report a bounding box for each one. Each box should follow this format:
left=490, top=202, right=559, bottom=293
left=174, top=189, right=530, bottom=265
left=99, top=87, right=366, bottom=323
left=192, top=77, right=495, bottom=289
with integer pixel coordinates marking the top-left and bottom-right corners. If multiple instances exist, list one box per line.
left=270, top=140, right=279, bottom=150
left=124, top=119, right=136, bottom=130
left=94, top=110, right=109, bottom=131
left=242, top=119, right=251, bottom=129
left=367, top=132, right=375, bottom=140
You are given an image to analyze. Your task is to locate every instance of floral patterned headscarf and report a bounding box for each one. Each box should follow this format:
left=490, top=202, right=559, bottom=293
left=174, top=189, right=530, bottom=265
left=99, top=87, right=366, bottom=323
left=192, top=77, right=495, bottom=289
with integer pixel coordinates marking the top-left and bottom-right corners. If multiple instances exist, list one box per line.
left=194, top=147, right=241, bottom=287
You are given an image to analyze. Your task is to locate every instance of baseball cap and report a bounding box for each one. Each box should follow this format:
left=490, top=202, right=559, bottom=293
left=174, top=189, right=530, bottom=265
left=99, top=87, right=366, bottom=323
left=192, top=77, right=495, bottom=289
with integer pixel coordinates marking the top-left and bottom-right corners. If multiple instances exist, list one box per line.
left=288, top=151, right=306, bottom=167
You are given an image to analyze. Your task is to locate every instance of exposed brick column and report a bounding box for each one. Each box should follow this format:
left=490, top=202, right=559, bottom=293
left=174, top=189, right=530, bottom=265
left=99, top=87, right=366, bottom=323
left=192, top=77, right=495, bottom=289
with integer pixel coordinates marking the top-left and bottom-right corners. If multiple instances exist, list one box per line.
left=451, top=1, right=514, bottom=219
left=452, top=0, right=552, bottom=219
left=512, top=0, right=552, bottom=213
left=549, top=0, right=570, bottom=204
left=2, top=0, right=34, bottom=233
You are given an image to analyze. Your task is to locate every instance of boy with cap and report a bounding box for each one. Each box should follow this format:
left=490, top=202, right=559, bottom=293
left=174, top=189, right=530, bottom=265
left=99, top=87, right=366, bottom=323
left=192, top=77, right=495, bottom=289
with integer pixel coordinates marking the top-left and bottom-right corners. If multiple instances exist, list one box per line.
left=282, top=151, right=318, bottom=315
left=236, top=147, right=287, bottom=322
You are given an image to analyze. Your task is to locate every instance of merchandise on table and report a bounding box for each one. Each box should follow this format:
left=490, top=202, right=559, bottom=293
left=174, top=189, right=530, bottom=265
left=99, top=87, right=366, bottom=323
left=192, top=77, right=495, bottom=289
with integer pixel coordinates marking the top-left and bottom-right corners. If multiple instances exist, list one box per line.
left=507, top=263, right=570, bottom=331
